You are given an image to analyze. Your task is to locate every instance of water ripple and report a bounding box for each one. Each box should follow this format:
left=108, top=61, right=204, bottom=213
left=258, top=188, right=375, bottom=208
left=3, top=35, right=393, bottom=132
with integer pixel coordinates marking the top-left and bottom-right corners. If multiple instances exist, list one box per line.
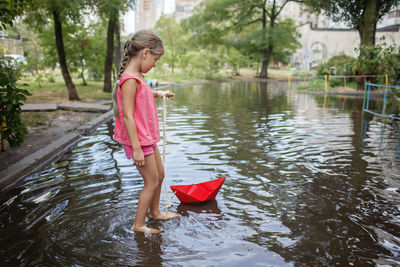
left=1, top=83, right=399, bottom=266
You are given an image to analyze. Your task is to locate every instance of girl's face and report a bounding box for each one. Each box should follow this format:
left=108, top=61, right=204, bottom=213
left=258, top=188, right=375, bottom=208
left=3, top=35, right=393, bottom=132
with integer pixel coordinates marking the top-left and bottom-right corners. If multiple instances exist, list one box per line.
left=140, top=49, right=162, bottom=73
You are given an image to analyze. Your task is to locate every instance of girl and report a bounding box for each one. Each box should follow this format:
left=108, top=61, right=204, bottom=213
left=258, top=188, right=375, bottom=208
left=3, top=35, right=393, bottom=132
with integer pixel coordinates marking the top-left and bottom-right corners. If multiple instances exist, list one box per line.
left=112, top=30, right=178, bottom=234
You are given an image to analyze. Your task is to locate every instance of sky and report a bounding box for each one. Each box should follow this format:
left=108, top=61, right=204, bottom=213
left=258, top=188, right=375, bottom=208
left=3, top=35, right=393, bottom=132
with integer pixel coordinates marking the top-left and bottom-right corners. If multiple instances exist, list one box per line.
left=123, top=0, right=175, bottom=35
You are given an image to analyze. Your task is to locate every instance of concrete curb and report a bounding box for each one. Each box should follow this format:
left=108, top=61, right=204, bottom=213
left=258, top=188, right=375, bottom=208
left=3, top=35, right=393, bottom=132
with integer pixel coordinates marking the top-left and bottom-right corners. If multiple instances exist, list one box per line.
left=0, top=110, right=114, bottom=193
left=0, top=85, right=173, bottom=194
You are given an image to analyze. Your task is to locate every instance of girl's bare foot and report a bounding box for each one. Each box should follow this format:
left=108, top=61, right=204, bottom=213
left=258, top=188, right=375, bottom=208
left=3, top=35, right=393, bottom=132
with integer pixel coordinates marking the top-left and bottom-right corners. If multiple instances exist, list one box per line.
left=148, top=211, right=179, bottom=220
left=131, top=225, right=163, bottom=234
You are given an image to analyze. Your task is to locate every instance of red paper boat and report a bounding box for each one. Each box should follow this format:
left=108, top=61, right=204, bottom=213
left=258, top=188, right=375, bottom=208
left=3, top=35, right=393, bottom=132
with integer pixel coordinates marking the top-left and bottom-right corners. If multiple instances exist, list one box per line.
left=170, top=177, right=226, bottom=204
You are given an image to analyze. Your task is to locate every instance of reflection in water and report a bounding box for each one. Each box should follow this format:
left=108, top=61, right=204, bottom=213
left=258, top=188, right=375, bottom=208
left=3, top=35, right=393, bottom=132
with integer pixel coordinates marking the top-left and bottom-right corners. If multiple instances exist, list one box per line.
left=1, top=81, right=399, bottom=266
left=177, top=199, right=222, bottom=216
left=134, top=232, right=163, bottom=267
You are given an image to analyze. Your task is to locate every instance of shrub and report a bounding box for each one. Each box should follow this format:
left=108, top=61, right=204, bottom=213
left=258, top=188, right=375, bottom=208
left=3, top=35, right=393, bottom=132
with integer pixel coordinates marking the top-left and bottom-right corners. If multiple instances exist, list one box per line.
left=0, top=55, right=30, bottom=149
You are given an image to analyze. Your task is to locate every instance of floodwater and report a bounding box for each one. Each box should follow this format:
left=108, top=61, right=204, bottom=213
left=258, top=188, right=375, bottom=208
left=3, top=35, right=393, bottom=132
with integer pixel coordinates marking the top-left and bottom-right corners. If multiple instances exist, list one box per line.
left=1, top=82, right=400, bottom=266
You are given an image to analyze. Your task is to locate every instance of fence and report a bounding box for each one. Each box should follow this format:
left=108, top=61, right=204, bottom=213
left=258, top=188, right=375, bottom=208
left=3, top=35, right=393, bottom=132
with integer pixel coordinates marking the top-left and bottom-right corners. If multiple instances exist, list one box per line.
left=362, top=82, right=400, bottom=120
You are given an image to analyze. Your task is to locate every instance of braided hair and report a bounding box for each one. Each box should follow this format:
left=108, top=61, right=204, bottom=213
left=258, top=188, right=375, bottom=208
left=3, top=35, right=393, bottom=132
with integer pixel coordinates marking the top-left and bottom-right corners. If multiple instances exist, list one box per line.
left=112, top=30, right=164, bottom=116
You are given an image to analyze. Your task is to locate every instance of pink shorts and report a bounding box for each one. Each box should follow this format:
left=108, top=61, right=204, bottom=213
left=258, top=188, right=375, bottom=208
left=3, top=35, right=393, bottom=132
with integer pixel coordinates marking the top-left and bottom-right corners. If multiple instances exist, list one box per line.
left=123, top=143, right=158, bottom=159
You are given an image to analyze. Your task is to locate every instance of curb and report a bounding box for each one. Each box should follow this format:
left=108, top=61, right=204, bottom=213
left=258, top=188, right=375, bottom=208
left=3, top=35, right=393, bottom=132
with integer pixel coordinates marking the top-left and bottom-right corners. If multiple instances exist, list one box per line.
left=0, top=110, right=114, bottom=193
left=0, top=85, right=173, bottom=194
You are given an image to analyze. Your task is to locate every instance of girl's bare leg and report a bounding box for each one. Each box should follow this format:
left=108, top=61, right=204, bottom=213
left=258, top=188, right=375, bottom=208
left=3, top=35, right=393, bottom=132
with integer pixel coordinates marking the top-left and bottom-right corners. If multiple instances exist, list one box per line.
left=148, top=148, right=179, bottom=220
left=132, top=153, right=163, bottom=234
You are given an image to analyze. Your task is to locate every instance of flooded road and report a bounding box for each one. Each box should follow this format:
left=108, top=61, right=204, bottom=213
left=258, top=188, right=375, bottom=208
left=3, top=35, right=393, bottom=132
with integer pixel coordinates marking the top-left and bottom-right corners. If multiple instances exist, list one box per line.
left=1, top=81, right=399, bottom=266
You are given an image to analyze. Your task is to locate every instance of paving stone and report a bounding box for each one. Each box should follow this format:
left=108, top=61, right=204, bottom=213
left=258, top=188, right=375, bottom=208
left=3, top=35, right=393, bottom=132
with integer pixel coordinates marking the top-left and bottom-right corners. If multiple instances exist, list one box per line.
left=21, top=103, right=58, bottom=111
left=58, top=102, right=110, bottom=112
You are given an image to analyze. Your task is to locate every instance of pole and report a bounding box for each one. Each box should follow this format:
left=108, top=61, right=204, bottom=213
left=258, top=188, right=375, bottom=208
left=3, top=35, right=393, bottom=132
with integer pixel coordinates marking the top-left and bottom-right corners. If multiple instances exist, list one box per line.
left=325, top=75, right=328, bottom=92
left=385, top=74, right=388, bottom=86
left=288, top=75, right=291, bottom=89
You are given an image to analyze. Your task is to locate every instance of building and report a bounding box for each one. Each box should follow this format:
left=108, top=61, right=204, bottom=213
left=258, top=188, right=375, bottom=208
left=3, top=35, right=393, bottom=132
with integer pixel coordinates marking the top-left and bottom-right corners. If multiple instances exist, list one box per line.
left=134, top=0, right=165, bottom=31
left=134, top=0, right=202, bottom=31
left=175, top=0, right=202, bottom=21
left=281, top=3, right=400, bottom=70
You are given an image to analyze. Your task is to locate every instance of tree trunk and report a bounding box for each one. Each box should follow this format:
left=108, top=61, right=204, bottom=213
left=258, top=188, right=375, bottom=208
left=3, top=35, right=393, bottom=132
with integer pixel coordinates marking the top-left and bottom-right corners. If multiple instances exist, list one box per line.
left=259, top=0, right=268, bottom=78
left=260, top=59, right=268, bottom=78
left=357, top=0, right=378, bottom=90
left=52, top=9, right=80, bottom=100
left=80, top=65, right=87, bottom=86
left=114, top=19, right=121, bottom=78
left=359, top=0, right=378, bottom=47
left=104, top=11, right=117, bottom=92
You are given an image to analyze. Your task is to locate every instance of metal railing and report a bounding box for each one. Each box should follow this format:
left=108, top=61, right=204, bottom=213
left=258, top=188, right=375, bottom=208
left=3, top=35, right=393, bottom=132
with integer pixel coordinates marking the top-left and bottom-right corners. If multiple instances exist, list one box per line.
left=362, top=82, right=400, bottom=120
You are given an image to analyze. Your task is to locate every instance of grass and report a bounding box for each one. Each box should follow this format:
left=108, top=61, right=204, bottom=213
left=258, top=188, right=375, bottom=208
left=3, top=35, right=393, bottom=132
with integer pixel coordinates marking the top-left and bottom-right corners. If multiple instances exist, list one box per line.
left=21, top=112, right=49, bottom=127
left=19, top=69, right=110, bottom=103
left=146, top=66, right=306, bottom=83
left=294, top=78, right=368, bottom=92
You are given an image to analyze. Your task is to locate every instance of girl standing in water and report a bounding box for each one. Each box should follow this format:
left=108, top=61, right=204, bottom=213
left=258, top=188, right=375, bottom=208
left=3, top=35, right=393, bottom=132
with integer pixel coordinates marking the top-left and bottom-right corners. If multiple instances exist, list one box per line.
left=113, top=30, right=178, bottom=234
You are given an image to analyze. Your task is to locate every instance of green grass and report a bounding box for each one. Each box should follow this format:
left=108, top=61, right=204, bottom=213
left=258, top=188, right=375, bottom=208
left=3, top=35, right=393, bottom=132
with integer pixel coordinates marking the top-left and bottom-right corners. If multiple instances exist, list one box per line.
left=294, top=78, right=362, bottom=92
left=146, top=66, right=311, bottom=83
left=295, top=79, right=332, bottom=91
left=19, top=69, right=110, bottom=103
left=21, top=112, right=49, bottom=127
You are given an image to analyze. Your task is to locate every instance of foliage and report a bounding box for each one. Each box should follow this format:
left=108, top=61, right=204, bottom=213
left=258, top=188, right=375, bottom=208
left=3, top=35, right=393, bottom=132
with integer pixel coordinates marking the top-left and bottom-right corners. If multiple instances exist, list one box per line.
left=295, top=78, right=329, bottom=91
left=305, top=0, right=398, bottom=31
left=186, top=49, right=223, bottom=79
left=0, top=0, right=30, bottom=30
left=86, top=22, right=107, bottom=81
left=315, top=54, right=356, bottom=76
left=0, top=55, right=30, bottom=148
left=305, top=0, right=399, bottom=46
left=355, top=38, right=400, bottom=83
left=90, top=0, right=135, bottom=92
left=223, top=47, right=247, bottom=76
left=155, top=14, right=187, bottom=74
left=36, top=18, right=106, bottom=84
left=186, top=0, right=300, bottom=77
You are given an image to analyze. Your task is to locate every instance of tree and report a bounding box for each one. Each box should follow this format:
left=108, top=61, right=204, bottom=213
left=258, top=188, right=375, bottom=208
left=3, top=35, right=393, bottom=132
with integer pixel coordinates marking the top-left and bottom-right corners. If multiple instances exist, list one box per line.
left=305, top=0, right=399, bottom=47
left=91, top=0, right=135, bottom=92
left=155, top=14, right=186, bottom=74
left=0, top=0, right=31, bottom=149
left=37, top=20, right=97, bottom=86
left=0, top=0, right=29, bottom=30
left=187, top=0, right=301, bottom=78
left=0, top=54, right=30, bottom=149
left=25, top=0, right=84, bottom=100
left=87, top=22, right=108, bottom=81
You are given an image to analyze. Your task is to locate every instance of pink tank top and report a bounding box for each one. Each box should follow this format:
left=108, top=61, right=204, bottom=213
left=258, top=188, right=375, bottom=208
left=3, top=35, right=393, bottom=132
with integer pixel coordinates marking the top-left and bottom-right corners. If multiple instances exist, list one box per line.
left=113, top=74, right=160, bottom=146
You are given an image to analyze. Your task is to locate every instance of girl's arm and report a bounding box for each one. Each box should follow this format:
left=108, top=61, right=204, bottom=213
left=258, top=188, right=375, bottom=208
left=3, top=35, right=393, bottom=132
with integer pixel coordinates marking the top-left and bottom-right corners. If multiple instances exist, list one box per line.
left=121, top=79, right=145, bottom=167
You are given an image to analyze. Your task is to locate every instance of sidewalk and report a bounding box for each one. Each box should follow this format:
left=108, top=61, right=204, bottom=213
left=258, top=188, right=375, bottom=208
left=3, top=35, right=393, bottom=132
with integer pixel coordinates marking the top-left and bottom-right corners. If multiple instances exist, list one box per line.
left=0, top=101, right=114, bottom=193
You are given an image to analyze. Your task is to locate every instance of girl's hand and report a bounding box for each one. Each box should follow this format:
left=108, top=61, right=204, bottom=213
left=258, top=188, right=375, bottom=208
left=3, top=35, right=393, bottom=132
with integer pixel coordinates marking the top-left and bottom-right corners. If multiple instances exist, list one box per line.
left=164, top=90, right=175, bottom=99
left=157, top=90, right=175, bottom=99
left=133, top=149, right=145, bottom=168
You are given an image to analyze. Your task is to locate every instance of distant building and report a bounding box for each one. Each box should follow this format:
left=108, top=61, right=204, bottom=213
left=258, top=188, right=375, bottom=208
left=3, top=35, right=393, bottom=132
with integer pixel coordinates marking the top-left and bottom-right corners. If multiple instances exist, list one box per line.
left=135, top=0, right=165, bottom=31
left=175, top=0, right=202, bottom=21
left=0, top=37, right=24, bottom=56
left=281, top=2, right=400, bottom=70
left=134, top=0, right=202, bottom=30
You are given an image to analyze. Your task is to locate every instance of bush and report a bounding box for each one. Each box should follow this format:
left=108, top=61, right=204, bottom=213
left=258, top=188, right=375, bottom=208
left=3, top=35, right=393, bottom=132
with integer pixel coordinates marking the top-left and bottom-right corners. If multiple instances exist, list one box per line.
left=356, top=37, right=400, bottom=84
left=315, top=54, right=356, bottom=76
left=0, top=56, right=30, bottom=149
